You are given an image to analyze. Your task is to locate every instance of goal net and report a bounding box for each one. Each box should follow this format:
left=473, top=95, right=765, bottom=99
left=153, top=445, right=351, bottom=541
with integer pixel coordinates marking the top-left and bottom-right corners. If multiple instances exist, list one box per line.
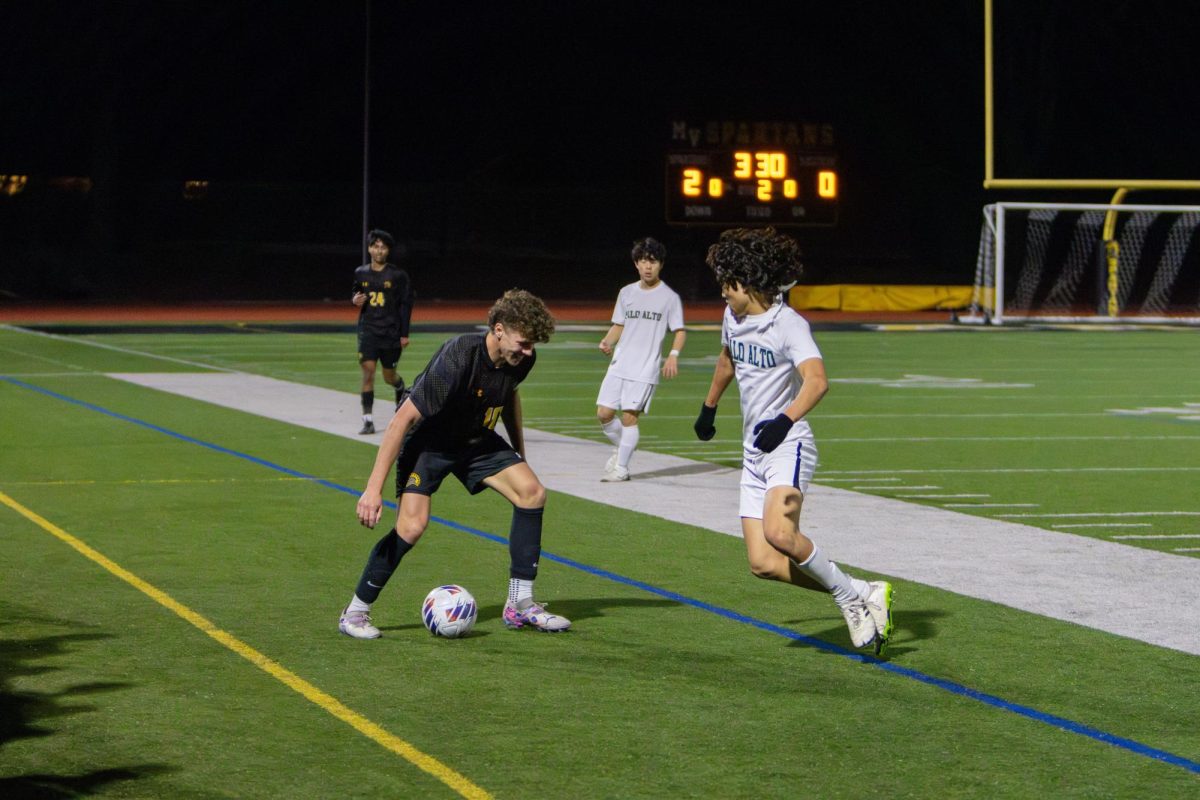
left=967, top=202, right=1200, bottom=324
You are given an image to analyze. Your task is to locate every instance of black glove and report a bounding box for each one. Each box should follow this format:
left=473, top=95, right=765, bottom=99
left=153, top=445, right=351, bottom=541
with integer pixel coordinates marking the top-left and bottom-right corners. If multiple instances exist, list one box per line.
left=753, top=414, right=793, bottom=452
left=693, top=403, right=717, bottom=441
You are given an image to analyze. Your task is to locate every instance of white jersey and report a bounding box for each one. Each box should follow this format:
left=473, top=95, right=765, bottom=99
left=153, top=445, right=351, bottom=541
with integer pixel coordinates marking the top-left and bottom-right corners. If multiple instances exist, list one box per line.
left=722, top=302, right=822, bottom=450
left=606, top=281, right=685, bottom=384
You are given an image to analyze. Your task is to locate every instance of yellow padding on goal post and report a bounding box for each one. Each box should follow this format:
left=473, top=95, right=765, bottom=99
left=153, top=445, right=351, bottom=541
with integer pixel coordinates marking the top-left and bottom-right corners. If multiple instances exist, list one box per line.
left=789, top=284, right=974, bottom=311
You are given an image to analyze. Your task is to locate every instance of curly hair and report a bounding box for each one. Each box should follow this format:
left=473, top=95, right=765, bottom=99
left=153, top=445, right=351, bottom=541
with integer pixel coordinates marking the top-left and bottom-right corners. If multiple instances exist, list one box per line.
left=705, top=227, right=803, bottom=296
left=631, top=236, right=666, bottom=263
left=487, top=289, right=556, bottom=343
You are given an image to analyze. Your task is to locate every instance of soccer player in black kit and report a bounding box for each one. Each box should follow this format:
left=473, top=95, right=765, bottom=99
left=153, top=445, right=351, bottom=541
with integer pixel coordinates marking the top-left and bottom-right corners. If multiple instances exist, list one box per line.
left=339, top=289, right=571, bottom=638
left=352, top=229, right=414, bottom=434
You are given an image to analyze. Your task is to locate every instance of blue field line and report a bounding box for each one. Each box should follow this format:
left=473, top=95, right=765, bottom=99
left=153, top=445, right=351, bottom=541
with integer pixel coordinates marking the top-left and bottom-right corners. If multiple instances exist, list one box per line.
left=5, top=375, right=1199, bottom=775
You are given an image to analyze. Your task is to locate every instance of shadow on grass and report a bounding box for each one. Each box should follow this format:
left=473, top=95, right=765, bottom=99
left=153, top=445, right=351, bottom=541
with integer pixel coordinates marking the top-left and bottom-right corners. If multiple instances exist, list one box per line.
left=785, top=606, right=945, bottom=657
left=478, top=596, right=678, bottom=624
left=0, top=627, right=176, bottom=797
left=378, top=596, right=678, bottom=636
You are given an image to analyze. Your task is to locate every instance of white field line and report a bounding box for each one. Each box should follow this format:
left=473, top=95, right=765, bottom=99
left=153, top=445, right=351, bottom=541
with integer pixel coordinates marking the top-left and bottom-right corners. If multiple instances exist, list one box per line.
left=1000, top=511, right=1200, bottom=518
left=818, top=435, right=1200, bottom=443
left=5, top=326, right=240, bottom=372
left=943, top=503, right=1040, bottom=508
left=1052, top=523, right=1152, bottom=529
left=897, top=494, right=990, bottom=499
left=104, top=372, right=1200, bottom=657
left=1111, top=534, right=1200, bottom=540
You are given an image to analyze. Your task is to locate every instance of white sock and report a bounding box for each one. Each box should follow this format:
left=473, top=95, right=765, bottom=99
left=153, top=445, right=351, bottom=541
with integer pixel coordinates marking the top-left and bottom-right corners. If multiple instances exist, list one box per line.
left=348, top=595, right=370, bottom=613
left=601, top=418, right=623, bottom=446
left=837, top=568, right=873, bottom=602
left=617, top=424, right=639, bottom=468
left=794, top=545, right=859, bottom=607
left=508, top=578, right=533, bottom=606
left=363, top=414, right=373, bottom=424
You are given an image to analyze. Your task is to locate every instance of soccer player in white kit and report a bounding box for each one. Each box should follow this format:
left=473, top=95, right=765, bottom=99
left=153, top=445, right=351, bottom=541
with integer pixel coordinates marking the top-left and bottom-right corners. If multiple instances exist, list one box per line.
left=596, top=237, right=686, bottom=481
left=693, top=227, right=895, bottom=655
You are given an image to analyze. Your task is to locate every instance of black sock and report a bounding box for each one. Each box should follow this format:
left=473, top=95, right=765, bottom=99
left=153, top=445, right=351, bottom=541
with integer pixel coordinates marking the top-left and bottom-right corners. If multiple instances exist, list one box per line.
left=361, top=391, right=374, bottom=414
left=508, top=507, right=543, bottom=581
left=354, top=528, right=413, bottom=603
left=394, top=378, right=407, bottom=404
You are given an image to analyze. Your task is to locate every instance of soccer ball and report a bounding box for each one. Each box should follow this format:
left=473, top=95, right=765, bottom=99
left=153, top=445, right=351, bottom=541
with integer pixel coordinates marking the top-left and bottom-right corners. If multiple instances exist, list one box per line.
left=421, top=584, right=478, bottom=638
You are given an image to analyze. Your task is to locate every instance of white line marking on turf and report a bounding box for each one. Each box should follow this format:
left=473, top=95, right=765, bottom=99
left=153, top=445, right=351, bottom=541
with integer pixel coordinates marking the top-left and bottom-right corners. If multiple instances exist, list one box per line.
left=821, top=435, right=1200, bottom=443
left=819, top=467, right=1200, bottom=475
left=1110, top=534, right=1200, bottom=540
left=103, top=372, right=1200, bottom=657
left=7, top=326, right=240, bottom=372
left=897, top=494, right=990, bottom=499
left=1000, top=511, right=1200, bottom=518
left=1052, top=523, right=1152, bottom=529
left=943, top=503, right=1040, bottom=508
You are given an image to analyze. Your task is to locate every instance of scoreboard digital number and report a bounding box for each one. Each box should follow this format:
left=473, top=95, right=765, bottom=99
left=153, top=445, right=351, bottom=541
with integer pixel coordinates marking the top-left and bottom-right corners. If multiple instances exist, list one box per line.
left=666, top=120, right=839, bottom=226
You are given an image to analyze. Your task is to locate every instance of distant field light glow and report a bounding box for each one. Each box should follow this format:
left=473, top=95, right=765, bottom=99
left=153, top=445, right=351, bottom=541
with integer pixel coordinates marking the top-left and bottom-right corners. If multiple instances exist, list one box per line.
left=1, top=174, right=28, bottom=196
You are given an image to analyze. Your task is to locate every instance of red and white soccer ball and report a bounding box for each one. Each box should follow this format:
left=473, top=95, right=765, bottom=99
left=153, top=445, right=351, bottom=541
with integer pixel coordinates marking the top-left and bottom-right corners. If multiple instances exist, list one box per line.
left=421, top=584, right=478, bottom=638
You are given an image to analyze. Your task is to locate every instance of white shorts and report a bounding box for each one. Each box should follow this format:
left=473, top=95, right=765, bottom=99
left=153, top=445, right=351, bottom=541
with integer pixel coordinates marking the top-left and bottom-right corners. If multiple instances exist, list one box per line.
left=738, top=434, right=818, bottom=519
left=596, top=373, right=656, bottom=413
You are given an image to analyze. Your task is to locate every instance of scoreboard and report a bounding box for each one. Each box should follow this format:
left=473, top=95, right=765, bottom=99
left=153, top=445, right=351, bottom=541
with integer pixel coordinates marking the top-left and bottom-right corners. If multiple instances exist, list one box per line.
left=666, top=120, right=839, bottom=226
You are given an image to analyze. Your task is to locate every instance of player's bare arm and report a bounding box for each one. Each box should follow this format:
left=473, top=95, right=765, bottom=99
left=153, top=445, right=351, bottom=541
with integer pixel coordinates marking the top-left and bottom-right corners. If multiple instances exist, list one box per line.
left=661, top=328, right=687, bottom=379
left=694, top=345, right=734, bottom=440
left=704, top=345, right=735, bottom=407
left=781, top=357, right=829, bottom=422
left=500, top=390, right=525, bottom=458
left=598, top=323, right=623, bottom=356
left=356, top=400, right=423, bottom=528
left=352, top=291, right=367, bottom=307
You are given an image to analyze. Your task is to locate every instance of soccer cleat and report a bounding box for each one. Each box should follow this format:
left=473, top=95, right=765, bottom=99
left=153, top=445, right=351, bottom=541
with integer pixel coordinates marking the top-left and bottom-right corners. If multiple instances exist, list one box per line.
left=865, top=581, right=895, bottom=656
left=502, top=600, right=571, bottom=632
left=600, top=465, right=630, bottom=482
left=604, top=449, right=618, bottom=474
left=358, top=420, right=375, bottom=435
left=839, top=600, right=878, bottom=649
left=338, top=607, right=381, bottom=639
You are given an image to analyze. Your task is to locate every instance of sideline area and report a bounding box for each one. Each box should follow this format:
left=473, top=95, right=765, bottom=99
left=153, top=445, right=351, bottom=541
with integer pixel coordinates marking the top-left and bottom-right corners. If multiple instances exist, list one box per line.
left=109, top=371, right=1200, bottom=656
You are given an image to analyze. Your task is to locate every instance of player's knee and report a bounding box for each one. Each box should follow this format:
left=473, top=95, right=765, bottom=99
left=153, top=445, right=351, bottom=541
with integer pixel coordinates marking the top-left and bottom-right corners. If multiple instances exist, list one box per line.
left=515, top=481, right=546, bottom=509
left=747, top=559, right=779, bottom=580
left=621, top=411, right=640, bottom=427
left=395, top=516, right=428, bottom=543
left=597, top=407, right=615, bottom=424
left=761, top=523, right=793, bottom=553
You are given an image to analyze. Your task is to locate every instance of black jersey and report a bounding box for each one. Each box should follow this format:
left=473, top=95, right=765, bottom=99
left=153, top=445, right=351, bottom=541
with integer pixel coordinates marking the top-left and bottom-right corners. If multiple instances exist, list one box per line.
left=407, top=333, right=535, bottom=449
left=353, top=263, right=413, bottom=340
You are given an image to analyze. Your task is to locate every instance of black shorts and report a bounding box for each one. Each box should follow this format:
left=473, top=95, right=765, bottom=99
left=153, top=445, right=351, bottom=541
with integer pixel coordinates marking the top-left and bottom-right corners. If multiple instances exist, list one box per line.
left=358, top=333, right=402, bottom=369
left=395, top=429, right=525, bottom=498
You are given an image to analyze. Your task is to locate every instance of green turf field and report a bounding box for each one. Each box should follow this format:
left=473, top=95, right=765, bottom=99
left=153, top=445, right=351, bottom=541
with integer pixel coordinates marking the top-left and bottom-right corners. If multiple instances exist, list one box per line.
left=2, top=322, right=1199, bottom=798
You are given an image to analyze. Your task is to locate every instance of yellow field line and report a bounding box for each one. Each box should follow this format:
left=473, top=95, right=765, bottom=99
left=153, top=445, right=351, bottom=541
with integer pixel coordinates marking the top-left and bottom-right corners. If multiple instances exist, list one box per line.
left=0, top=490, right=492, bottom=800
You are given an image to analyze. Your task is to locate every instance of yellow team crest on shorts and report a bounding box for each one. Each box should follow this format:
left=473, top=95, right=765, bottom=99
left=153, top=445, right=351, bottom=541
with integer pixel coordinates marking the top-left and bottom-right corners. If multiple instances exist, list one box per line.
left=406, top=472, right=421, bottom=488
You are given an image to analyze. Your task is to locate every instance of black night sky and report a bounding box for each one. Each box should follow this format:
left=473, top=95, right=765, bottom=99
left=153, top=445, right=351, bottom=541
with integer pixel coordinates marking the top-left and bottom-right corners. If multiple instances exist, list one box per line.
left=2, top=1, right=1198, bottom=302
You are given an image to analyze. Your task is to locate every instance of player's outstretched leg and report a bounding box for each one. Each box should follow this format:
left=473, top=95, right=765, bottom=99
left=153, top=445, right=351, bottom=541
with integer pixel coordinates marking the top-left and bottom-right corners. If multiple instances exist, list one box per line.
left=502, top=506, right=570, bottom=631
left=865, top=581, right=894, bottom=656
